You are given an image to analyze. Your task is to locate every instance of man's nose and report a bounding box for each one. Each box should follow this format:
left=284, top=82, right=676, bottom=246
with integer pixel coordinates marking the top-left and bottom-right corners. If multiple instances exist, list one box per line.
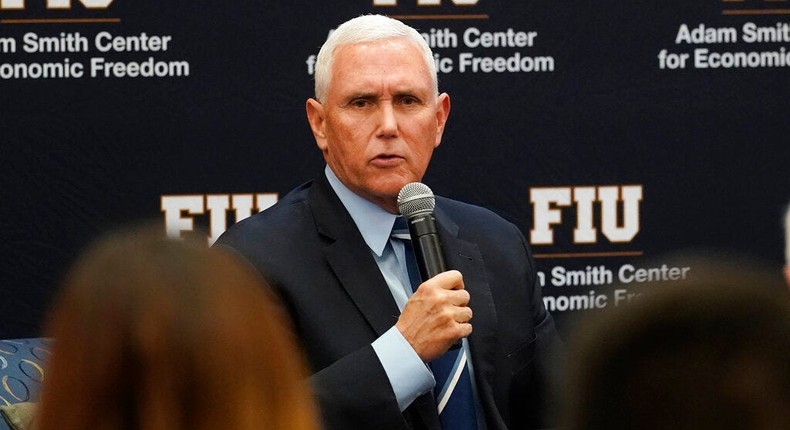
left=377, top=103, right=398, bottom=138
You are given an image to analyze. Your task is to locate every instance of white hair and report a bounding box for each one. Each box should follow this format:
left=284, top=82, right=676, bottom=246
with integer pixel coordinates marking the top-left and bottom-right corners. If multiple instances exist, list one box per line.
left=313, top=14, right=438, bottom=103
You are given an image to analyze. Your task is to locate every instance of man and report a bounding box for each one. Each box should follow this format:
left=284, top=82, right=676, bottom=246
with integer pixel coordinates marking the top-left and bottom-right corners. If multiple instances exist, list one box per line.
left=216, top=14, right=562, bottom=430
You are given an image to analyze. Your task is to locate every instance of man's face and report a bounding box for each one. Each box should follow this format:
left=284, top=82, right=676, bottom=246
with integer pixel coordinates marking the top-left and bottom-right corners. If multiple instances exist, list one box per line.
left=306, top=37, right=450, bottom=213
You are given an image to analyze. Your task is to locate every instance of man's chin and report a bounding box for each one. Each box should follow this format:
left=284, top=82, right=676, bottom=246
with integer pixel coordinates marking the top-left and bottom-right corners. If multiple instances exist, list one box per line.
left=361, top=182, right=416, bottom=212
left=372, top=176, right=419, bottom=196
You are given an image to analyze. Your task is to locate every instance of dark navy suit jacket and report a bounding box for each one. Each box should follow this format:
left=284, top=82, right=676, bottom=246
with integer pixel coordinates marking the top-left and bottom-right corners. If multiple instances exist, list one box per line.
left=215, top=173, right=563, bottom=430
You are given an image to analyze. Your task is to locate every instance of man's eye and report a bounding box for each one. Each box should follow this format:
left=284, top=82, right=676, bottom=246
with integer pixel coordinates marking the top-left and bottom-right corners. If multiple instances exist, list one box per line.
left=351, top=99, right=370, bottom=108
left=400, top=97, right=418, bottom=106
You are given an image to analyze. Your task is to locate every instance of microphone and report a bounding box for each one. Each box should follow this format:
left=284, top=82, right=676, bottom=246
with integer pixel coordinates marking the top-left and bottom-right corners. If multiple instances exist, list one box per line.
left=397, top=182, right=446, bottom=280
left=398, top=183, right=462, bottom=350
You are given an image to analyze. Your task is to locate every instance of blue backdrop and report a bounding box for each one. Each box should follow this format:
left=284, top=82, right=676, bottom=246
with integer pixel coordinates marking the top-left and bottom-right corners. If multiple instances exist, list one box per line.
left=1, top=0, right=788, bottom=338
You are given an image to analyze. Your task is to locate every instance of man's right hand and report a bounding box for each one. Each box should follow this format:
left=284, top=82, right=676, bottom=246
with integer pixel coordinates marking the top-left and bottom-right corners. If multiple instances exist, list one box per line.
left=395, top=270, right=473, bottom=362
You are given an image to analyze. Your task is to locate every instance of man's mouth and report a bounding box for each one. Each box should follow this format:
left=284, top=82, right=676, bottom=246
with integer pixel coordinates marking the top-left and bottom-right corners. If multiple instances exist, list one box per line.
left=372, top=153, right=404, bottom=165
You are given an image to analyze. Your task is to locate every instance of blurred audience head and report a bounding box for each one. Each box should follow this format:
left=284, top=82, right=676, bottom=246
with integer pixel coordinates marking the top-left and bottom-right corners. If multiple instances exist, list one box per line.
left=36, top=224, right=320, bottom=430
left=564, top=253, right=790, bottom=430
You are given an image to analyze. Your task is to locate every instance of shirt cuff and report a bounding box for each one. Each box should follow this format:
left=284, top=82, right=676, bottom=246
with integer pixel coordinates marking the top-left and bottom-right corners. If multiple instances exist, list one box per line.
left=372, top=326, right=435, bottom=411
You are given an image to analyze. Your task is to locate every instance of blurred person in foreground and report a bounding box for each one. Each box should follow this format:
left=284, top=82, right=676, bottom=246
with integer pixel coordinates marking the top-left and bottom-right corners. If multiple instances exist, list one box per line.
left=35, top=225, right=320, bottom=430
left=784, top=202, right=790, bottom=286
left=216, top=13, right=563, bottom=430
left=563, top=254, right=790, bottom=430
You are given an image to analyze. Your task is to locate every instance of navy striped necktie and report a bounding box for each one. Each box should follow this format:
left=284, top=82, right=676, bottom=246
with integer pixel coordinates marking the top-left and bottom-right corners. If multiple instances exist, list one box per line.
left=391, top=217, right=479, bottom=430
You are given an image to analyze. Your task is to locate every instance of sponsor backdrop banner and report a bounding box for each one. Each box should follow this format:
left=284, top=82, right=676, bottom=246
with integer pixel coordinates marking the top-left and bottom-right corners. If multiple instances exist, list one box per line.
left=1, top=0, right=788, bottom=338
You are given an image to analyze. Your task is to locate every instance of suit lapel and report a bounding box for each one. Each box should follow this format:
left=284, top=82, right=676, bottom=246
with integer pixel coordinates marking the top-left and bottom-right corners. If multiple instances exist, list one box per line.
left=434, top=205, right=500, bottom=423
left=308, top=174, right=402, bottom=337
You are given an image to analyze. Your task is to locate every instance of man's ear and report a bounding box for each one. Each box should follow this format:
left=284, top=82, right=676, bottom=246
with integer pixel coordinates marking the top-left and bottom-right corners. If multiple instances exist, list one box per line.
left=306, top=98, right=327, bottom=150
left=434, top=93, right=451, bottom=148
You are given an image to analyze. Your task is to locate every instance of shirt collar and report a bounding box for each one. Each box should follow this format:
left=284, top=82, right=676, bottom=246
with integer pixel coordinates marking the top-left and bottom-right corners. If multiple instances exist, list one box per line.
left=324, top=166, right=397, bottom=257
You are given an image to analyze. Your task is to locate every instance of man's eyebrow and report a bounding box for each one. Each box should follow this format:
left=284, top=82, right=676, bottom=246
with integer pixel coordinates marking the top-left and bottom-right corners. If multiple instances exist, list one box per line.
left=392, top=90, right=417, bottom=97
left=344, top=92, right=378, bottom=100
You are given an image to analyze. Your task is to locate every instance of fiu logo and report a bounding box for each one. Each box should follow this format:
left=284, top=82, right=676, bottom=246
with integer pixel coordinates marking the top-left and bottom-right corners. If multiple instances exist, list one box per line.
left=373, top=0, right=479, bottom=5
left=161, top=193, right=279, bottom=246
left=0, top=0, right=113, bottom=9
left=530, top=185, right=642, bottom=245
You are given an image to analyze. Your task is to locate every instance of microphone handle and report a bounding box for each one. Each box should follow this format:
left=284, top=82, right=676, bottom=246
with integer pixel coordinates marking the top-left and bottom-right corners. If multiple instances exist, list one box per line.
left=413, top=231, right=446, bottom=280
left=407, top=214, right=461, bottom=350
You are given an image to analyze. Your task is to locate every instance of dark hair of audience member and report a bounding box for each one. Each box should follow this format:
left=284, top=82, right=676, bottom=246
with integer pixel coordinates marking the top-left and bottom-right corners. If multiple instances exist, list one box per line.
left=563, top=254, right=790, bottom=430
left=36, top=226, right=320, bottom=430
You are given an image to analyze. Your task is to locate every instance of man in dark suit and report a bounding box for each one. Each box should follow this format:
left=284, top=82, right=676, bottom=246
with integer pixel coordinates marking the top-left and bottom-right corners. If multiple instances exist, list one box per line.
left=216, top=14, right=563, bottom=430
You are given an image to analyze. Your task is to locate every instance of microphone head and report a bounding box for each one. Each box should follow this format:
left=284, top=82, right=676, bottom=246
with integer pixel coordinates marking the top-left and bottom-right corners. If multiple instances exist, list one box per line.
left=397, top=182, right=435, bottom=218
